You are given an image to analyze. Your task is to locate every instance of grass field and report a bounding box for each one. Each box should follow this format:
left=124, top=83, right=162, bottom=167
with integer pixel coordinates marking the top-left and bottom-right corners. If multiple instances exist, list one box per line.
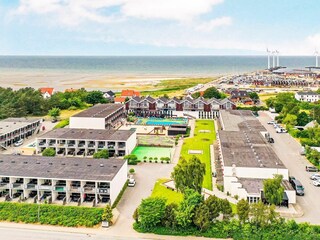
left=132, top=146, right=173, bottom=161
left=141, top=78, right=216, bottom=97
left=151, top=179, right=183, bottom=204
left=180, top=120, right=215, bottom=190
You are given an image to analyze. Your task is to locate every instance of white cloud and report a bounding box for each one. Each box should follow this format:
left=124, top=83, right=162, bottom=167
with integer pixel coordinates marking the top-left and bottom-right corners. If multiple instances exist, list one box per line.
left=121, top=0, right=224, bottom=22
left=195, top=16, right=232, bottom=32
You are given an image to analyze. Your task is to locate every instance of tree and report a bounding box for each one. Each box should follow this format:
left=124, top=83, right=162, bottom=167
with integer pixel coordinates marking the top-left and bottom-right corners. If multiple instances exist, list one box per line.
left=86, top=91, right=106, bottom=105
left=48, top=107, right=61, bottom=120
left=93, top=149, right=109, bottom=159
left=124, top=154, right=139, bottom=165
left=171, top=156, right=206, bottom=193
left=138, top=197, right=166, bottom=229
left=162, top=203, right=178, bottom=228
left=203, top=87, right=222, bottom=99
left=191, top=92, right=201, bottom=99
left=129, top=168, right=135, bottom=174
left=248, top=92, right=259, bottom=101
left=175, top=189, right=203, bottom=228
left=193, top=202, right=210, bottom=231
left=42, top=148, right=56, bottom=157
left=263, top=174, right=284, bottom=205
left=297, top=111, right=312, bottom=126
left=237, top=199, right=250, bottom=223
left=220, top=198, right=233, bottom=220
left=204, top=195, right=221, bottom=221
left=283, top=114, right=297, bottom=127
left=250, top=201, right=269, bottom=227
left=163, top=94, right=169, bottom=99
left=101, top=205, right=113, bottom=224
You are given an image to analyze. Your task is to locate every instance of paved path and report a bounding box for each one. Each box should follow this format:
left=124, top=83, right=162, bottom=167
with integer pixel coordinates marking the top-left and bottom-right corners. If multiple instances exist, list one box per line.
left=258, top=111, right=320, bottom=224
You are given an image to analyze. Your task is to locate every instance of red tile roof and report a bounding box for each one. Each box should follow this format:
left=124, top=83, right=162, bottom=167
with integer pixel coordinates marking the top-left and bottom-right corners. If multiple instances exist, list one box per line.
left=114, top=97, right=126, bottom=103
left=39, top=88, right=54, bottom=95
left=121, top=89, right=140, bottom=97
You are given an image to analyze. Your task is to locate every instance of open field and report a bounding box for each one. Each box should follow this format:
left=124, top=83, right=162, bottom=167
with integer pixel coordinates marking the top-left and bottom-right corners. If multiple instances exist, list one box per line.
left=180, top=120, right=215, bottom=190
left=151, top=179, right=183, bottom=204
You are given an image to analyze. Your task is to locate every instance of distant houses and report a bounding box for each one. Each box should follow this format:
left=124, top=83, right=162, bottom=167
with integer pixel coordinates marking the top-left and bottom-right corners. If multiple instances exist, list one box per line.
left=295, top=91, right=320, bottom=103
left=114, top=89, right=141, bottom=104
left=103, top=90, right=115, bottom=101
left=39, top=88, right=54, bottom=98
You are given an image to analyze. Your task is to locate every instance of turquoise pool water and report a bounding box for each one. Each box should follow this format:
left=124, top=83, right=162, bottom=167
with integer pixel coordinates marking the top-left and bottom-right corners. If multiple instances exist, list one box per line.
left=136, top=117, right=187, bottom=126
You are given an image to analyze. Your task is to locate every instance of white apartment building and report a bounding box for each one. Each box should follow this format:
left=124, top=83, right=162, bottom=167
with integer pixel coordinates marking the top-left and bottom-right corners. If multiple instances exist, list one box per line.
left=36, top=128, right=136, bottom=157
left=295, top=91, right=320, bottom=103
left=0, top=155, right=127, bottom=206
left=218, top=110, right=295, bottom=204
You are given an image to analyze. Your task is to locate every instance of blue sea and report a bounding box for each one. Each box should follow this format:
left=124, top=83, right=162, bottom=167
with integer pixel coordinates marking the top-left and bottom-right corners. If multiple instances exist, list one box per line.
left=0, top=56, right=317, bottom=76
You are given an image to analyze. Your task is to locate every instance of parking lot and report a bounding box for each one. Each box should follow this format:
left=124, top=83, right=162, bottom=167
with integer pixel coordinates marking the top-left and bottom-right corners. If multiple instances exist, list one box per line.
left=258, top=111, right=320, bottom=224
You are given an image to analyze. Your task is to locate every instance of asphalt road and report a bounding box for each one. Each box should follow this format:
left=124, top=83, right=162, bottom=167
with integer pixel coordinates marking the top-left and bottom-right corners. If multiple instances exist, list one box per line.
left=258, top=111, right=320, bottom=224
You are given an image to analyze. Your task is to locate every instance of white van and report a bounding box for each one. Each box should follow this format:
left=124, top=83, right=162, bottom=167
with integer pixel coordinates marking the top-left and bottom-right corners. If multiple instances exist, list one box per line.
left=14, top=139, right=24, bottom=147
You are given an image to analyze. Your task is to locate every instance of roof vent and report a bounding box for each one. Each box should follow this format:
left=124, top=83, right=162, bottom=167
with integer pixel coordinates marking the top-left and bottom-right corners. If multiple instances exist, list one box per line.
left=11, top=160, right=15, bottom=163
left=0, top=160, right=3, bottom=163
left=36, top=161, right=40, bottom=164
left=61, top=163, right=66, bottom=166
left=24, top=161, right=28, bottom=164
left=87, top=164, right=92, bottom=167
left=100, top=164, right=104, bottom=167
left=49, top=162, right=53, bottom=165
left=113, top=165, right=117, bottom=168
left=74, top=163, right=79, bottom=166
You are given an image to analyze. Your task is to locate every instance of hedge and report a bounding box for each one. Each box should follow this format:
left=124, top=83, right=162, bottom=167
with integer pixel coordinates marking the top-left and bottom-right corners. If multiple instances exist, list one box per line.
left=112, top=180, right=129, bottom=209
left=0, top=202, right=103, bottom=227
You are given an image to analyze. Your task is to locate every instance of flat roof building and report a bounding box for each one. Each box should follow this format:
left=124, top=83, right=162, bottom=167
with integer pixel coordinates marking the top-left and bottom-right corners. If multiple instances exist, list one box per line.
left=36, top=128, right=136, bottom=157
left=0, top=155, right=127, bottom=206
left=218, top=110, right=293, bottom=204
left=70, top=104, right=125, bottom=130
left=0, top=118, right=42, bottom=150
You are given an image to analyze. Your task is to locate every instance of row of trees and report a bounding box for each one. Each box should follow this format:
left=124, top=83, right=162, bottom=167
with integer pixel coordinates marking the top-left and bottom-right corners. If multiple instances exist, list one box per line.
left=0, top=87, right=108, bottom=119
left=192, top=87, right=227, bottom=99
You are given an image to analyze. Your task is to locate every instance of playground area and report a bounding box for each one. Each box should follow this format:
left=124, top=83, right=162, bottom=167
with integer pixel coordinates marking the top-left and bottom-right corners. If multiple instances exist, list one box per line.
left=132, top=146, right=173, bottom=162
left=136, top=117, right=188, bottom=126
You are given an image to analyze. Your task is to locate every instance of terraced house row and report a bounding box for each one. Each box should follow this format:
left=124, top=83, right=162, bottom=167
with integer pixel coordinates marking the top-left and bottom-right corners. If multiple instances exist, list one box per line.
left=125, top=96, right=235, bottom=118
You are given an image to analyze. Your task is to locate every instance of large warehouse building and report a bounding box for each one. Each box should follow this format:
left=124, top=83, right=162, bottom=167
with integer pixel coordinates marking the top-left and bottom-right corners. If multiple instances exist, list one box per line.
left=0, top=155, right=127, bottom=206
left=218, top=110, right=295, bottom=204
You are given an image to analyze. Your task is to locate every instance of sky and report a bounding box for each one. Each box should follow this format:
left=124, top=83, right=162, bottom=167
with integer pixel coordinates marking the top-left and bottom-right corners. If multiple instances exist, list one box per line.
left=0, top=0, right=320, bottom=56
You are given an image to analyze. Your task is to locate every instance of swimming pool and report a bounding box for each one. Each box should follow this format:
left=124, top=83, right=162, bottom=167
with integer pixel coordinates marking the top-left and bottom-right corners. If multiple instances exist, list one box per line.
left=136, top=117, right=188, bottom=126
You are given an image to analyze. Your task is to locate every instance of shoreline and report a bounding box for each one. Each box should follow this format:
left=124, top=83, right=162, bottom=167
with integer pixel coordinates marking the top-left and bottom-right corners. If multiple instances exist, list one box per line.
left=0, top=70, right=221, bottom=91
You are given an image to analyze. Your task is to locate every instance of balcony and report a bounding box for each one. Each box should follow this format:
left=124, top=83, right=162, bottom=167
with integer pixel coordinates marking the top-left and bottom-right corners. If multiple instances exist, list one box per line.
left=38, top=141, right=46, bottom=146
left=26, top=183, right=37, bottom=189
left=12, top=182, right=23, bottom=189
left=78, top=141, right=86, bottom=148
left=97, top=188, right=110, bottom=194
left=87, top=142, right=95, bottom=148
left=0, top=182, right=9, bottom=189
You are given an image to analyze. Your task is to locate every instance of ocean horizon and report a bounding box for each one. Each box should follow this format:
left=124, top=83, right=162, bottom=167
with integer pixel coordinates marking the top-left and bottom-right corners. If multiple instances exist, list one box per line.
left=0, top=56, right=317, bottom=76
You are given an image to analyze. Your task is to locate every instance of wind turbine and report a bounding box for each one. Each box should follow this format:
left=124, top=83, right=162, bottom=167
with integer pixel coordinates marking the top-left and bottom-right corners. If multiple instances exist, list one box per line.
left=272, top=51, right=276, bottom=68
left=315, top=49, right=319, bottom=67
left=276, top=50, right=280, bottom=67
left=266, top=48, right=271, bottom=69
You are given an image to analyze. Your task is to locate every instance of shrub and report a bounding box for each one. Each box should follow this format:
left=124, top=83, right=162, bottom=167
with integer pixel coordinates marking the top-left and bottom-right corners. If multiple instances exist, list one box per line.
left=138, top=197, right=166, bottom=229
left=149, top=157, right=153, bottom=161
left=42, top=148, right=56, bottom=157
left=216, top=184, right=224, bottom=192
left=53, top=119, right=69, bottom=129
left=129, top=168, right=135, bottom=174
left=112, top=180, right=128, bottom=209
left=102, top=205, right=113, bottom=224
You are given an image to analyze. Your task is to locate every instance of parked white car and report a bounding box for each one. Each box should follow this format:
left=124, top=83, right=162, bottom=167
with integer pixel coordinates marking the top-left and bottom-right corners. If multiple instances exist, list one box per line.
left=128, top=178, right=136, bottom=187
left=276, top=128, right=287, bottom=133
left=313, top=179, right=320, bottom=186
left=268, top=120, right=276, bottom=125
left=310, top=174, right=320, bottom=180
left=13, top=139, right=24, bottom=147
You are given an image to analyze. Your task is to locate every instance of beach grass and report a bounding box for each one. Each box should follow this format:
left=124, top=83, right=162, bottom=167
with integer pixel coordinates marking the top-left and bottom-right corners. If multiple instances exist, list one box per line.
left=180, top=120, right=215, bottom=190
left=141, top=77, right=217, bottom=97
left=151, top=179, right=183, bottom=204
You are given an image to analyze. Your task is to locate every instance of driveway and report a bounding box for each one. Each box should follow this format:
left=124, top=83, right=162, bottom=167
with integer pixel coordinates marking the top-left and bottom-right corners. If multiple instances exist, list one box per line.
left=107, top=162, right=174, bottom=237
left=258, top=111, right=320, bottom=224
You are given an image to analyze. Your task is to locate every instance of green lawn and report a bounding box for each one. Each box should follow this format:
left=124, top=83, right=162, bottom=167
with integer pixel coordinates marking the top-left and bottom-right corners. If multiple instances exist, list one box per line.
left=180, top=120, right=215, bottom=190
left=151, top=179, right=183, bottom=204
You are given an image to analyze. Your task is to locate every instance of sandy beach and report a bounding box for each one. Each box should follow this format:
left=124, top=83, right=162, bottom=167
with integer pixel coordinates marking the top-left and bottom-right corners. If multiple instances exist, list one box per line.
left=0, top=70, right=208, bottom=91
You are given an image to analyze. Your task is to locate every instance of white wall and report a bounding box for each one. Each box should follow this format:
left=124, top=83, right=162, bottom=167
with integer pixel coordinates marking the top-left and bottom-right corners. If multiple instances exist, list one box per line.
left=125, top=131, right=137, bottom=154
left=224, top=166, right=289, bottom=181
left=110, top=161, right=128, bottom=205
left=69, top=117, right=105, bottom=129
left=285, top=190, right=296, bottom=204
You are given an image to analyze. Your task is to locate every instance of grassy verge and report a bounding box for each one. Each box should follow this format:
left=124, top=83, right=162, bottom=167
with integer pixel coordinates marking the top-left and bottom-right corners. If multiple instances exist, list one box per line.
left=53, top=119, right=69, bottom=129
left=112, top=180, right=129, bottom=209
left=141, top=78, right=216, bottom=97
left=0, top=202, right=103, bottom=227
left=180, top=120, right=215, bottom=190
left=151, top=179, right=183, bottom=204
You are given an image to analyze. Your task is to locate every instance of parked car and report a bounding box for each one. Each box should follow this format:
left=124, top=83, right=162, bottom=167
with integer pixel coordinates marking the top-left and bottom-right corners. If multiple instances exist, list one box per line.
left=290, top=179, right=305, bottom=196
left=306, top=166, right=319, bottom=172
left=276, top=127, right=287, bottom=133
left=128, top=178, right=136, bottom=187
left=51, top=119, right=58, bottom=123
left=289, top=176, right=296, bottom=184
left=13, top=139, right=24, bottom=147
left=313, top=179, right=320, bottom=187
left=268, top=120, right=276, bottom=125
left=310, top=173, right=320, bottom=180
